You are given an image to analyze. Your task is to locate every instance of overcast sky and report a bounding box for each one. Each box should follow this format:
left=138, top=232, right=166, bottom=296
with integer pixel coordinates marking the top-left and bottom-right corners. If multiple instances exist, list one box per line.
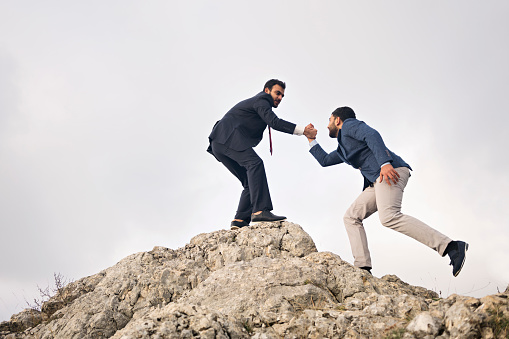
left=1, top=1, right=508, bottom=322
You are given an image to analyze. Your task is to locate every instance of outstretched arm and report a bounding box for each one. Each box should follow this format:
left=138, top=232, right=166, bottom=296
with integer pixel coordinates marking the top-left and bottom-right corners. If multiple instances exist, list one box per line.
left=308, top=127, right=342, bottom=167
left=293, top=123, right=316, bottom=137
left=254, top=95, right=296, bottom=134
left=309, top=143, right=343, bottom=167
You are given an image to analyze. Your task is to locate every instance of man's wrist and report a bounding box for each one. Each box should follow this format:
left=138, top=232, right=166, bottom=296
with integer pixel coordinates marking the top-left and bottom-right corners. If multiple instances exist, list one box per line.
left=294, top=125, right=305, bottom=136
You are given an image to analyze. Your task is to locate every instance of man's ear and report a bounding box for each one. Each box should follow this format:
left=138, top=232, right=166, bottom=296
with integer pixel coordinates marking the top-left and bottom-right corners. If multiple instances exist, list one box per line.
left=264, top=87, right=270, bottom=94
left=335, top=116, right=342, bottom=126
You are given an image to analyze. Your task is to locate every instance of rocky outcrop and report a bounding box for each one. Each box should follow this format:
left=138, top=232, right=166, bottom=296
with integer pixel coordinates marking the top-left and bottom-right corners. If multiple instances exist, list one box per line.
left=1, top=221, right=508, bottom=338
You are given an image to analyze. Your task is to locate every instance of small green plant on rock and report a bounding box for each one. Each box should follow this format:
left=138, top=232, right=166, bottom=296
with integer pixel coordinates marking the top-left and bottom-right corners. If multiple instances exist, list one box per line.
left=383, top=327, right=405, bottom=339
left=242, top=321, right=253, bottom=334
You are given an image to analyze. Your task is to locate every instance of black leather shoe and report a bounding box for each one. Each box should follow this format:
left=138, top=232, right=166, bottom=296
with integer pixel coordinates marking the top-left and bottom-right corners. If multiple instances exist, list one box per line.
left=230, top=220, right=250, bottom=230
left=251, top=211, right=286, bottom=222
left=360, top=266, right=372, bottom=275
left=446, top=240, right=469, bottom=277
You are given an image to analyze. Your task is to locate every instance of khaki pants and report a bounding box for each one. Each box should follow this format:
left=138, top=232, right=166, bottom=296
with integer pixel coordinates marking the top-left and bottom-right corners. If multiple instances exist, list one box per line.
left=343, top=167, right=452, bottom=268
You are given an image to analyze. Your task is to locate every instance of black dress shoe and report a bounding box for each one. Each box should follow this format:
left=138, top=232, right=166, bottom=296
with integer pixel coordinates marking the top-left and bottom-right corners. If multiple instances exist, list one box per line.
left=251, top=211, right=286, bottom=222
left=230, top=220, right=250, bottom=230
left=360, top=266, right=372, bottom=275
left=446, top=240, right=469, bottom=277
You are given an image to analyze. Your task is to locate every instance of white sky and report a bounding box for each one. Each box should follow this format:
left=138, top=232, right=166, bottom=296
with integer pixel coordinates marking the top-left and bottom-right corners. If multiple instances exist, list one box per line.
left=1, top=1, right=508, bottom=322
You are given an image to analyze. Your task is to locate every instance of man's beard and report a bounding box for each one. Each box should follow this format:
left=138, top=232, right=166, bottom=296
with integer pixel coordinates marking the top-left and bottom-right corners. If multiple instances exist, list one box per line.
left=329, top=126, right=338, bottom=138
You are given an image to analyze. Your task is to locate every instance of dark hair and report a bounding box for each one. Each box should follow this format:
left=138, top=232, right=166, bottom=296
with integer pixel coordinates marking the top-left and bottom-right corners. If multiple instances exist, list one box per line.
left=263, top=79, right=286, bottom=91
left=332, top=107, right=356, bottom=121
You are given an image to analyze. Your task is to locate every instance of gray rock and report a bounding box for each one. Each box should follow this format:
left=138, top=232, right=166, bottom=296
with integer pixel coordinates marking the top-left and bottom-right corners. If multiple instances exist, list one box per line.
left=0, top=309, right=42, bottom=334
left=406, top=311, right=441, bottom=336
left=1, top=221, right=507, bottom=339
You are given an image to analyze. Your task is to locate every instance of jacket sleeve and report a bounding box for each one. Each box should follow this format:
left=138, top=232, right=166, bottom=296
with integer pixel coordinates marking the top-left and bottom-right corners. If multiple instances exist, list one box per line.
left=348, top=122, right=393, bottom=166
left=309, top=143, right=343, bottom=167
left=253, top=95, right=296, bottom=134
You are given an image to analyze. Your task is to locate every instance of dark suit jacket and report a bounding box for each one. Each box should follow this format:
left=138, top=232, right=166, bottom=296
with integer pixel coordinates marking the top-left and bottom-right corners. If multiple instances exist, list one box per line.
left=310, top=118, right=411, bottom=188
left=208, top=91, right=296, bottom=152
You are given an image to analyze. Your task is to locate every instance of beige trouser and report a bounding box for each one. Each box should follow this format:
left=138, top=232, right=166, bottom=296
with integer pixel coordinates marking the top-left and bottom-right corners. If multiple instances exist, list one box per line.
left=343, top=167, right=452, bottom=268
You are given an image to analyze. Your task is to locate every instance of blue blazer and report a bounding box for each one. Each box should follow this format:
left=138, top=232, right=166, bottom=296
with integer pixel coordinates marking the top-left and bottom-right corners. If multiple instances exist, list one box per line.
left=310, top=118, right=411, bottom=188
left=208, top=91, right=296, bottom=152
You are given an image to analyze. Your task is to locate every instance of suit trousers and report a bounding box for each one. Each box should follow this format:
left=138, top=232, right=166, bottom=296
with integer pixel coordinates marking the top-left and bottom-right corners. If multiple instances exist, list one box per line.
left=343, top=167, right=452, bottom=268
left=210, top=141, right=273, bottom=220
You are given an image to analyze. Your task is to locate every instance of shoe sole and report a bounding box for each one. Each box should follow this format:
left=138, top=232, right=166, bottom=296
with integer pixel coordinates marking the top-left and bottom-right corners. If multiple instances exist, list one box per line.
left=453, top=243, right=469, bottom=277
left=230, top=226, right=239, bottom=230
left=251, top=219, right=286, bottom=223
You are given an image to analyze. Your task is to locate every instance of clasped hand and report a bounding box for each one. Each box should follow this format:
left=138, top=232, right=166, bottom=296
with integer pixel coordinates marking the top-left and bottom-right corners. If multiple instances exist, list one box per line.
left=304, top=123, right=317, bottom=140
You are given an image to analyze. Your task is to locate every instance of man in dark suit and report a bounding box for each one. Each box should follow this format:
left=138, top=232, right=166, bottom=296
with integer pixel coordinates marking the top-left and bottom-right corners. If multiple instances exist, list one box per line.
left=306, top=107, right=468, bottom=277
left=208, top=79, right=313, bottom=229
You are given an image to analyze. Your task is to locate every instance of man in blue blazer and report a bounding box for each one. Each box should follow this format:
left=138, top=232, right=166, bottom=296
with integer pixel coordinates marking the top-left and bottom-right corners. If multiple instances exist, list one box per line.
left=208, top=79, right=313, bottom=229
left=306, top=106, right=468, bottom=277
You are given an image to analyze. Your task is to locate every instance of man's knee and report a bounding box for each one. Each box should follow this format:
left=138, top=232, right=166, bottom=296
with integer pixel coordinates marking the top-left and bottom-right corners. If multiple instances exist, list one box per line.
left=343, top=213, right=351, bottom=224
left=344, top=204, right=369, bottom=225
left=343, top=211, right=360, bottom=227
left=241, top=180, right=250, bottom=189
left=378, top=211, right=399, bottom=227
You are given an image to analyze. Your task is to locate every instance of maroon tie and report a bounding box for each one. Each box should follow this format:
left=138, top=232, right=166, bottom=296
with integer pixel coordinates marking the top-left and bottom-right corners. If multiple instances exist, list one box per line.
left=269, top=127, right=273, bottom=155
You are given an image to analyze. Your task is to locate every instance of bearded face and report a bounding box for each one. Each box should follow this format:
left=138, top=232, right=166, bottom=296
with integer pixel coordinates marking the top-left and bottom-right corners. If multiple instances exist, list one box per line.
left=327, top=115, right=340, bottom=138
left=265, top=84, right=285, bottom=108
